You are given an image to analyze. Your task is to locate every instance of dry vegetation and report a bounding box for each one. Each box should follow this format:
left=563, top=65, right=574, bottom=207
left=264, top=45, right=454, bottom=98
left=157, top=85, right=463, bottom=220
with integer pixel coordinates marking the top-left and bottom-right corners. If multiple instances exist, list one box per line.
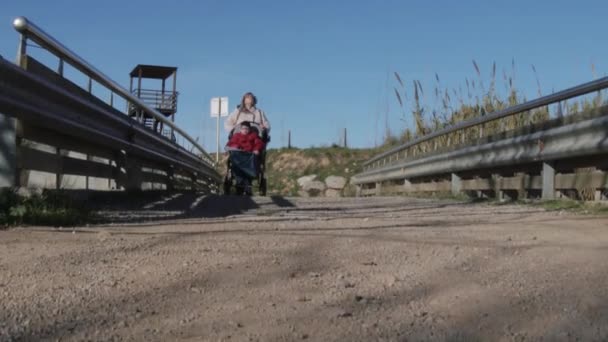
left=383, top=60, right=604, bottom=158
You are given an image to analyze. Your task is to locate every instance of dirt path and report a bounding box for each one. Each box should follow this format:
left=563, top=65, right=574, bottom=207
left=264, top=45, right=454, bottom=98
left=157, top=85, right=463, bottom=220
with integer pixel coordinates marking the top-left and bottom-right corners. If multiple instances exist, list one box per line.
left=1, top=196, right=608, bottom=341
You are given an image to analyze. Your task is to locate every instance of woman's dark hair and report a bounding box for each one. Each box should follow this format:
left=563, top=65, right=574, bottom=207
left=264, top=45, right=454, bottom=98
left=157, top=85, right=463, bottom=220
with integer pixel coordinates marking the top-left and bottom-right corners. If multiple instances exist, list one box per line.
left=239, top=92, right=257, bottom=113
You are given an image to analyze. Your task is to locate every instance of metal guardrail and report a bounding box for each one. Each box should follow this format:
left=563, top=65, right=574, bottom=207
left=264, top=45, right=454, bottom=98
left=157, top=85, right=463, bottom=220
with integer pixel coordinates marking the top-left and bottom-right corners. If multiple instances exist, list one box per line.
left=353, top=73, right=608, bottom=200
left=0, top=16, right=220, bottom=191
left=352, top=111, right=608, bottom=184
left=0, top=58, right=218, bottom=179
left=363, top=76, right=608, bottom=170
left=12, top=16, right=214, bottom=165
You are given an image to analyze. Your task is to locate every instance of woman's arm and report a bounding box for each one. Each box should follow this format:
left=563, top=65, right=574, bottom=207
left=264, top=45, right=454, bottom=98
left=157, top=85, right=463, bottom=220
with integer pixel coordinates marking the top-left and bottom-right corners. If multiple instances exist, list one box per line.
left=259, top=109, right=271, bottom=132
left=224, top=109, right=240, bottom=132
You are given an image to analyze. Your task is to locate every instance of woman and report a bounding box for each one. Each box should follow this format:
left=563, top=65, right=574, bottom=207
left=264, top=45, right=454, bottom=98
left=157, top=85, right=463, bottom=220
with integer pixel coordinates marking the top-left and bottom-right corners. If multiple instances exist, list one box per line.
left=224, top=92, right=271, bottom=133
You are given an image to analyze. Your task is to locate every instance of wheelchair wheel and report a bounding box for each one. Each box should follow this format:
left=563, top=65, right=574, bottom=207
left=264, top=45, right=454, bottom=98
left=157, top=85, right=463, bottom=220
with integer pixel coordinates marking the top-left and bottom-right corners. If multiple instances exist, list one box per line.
left=223, top=180, right=231, bottom=195
left=259, top=177, right=267, bottom=196
left=223, top=173, right=232, bottom=195
left=235, top=185, right=244, bottom=196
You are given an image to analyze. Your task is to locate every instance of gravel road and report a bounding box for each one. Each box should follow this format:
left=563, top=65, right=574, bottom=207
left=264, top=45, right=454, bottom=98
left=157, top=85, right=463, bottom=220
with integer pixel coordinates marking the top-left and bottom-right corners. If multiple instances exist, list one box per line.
left=1, top=195, right=607, bottom=341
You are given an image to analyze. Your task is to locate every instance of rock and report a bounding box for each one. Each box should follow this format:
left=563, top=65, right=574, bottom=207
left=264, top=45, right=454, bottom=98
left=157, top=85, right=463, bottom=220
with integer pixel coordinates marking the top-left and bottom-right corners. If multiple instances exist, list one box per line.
left=302, top=181, right=326, bottom=197
left=340, top=280, right=355, bottom=289
left=325, top=189, right=342, bottom=198
left=337, top=311, right=353, bottom=318
left=355, top=295, right=369, bottom=305
left=97, top=231, right=112, bottom=242
left=325, top=176, right=347, bottom=189
left=297, top=175, right=317, bottom=188
left=298, top=190, right=310, bottom=198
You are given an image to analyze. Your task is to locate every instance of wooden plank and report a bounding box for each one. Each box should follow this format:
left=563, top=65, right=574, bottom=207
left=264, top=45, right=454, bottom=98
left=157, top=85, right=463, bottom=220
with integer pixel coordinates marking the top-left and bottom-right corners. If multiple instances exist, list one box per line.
left=556, top=172, right=608, bottom=189
left=141, top=171, right=169, bottom=185
left=361, top=189, right=377, bottom=196
left=461, top=176, right=542, bottom=191
left=409, top=181, right=451, bottom=193
left=18, top=146, right=60, bottom=174
left=461, top=178, right=492, bottom=191
left=19, top=146, right=116, bottom=178
left=63, top=156, right=115, bottom=178
left=379, top=184, right=403, bottom=195
left=19, top=124, right=116, bottom=160
left=496, top=175, right=542, bottom=190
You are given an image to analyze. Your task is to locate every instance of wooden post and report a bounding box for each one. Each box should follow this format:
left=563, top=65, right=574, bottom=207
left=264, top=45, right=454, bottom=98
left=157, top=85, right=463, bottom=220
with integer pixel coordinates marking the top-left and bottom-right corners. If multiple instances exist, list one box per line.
left=542, top=162, right=556, bottom=200
left=137, top=68, right=143, bottom=122
left=56, top=148, right=63, bottom=190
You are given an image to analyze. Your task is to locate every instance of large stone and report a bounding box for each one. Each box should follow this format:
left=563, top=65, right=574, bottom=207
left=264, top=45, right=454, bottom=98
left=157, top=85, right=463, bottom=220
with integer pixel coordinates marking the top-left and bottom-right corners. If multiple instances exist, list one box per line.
left=297, top=175, right=317, bottom=188
left=325, top=189, right=342, bottom=198
left=325, top=176, right=347, bottom=189
left=302, top=180, right=326, bottom=197
left=298, top=190, right=310, bottom=198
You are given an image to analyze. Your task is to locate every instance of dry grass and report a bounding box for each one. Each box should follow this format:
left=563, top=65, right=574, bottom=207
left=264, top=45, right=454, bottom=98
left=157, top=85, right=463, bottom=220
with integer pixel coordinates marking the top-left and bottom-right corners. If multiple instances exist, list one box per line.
left=385, top=61, right=604, bottom=163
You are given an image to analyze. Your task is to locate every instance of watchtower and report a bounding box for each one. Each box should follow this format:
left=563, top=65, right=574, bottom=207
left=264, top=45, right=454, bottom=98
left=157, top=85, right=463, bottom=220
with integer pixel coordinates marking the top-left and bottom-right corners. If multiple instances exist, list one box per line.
left=128, top=65, right=178, bottom=137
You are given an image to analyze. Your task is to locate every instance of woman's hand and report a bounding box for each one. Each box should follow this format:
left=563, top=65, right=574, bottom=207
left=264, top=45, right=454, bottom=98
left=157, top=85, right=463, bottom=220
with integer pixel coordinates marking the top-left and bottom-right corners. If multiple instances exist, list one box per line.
left=253, top=150, right=260, bottom=155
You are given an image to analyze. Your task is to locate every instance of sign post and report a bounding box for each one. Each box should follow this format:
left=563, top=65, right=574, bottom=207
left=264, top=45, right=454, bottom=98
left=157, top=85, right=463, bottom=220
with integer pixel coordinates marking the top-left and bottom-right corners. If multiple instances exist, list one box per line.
left=210, top=97, right=229, bottom=163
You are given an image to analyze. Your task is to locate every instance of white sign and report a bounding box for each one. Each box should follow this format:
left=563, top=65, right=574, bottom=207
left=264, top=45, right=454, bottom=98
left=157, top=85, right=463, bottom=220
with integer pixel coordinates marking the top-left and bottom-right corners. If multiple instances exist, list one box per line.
left=210, top=97, right=229, bottom=117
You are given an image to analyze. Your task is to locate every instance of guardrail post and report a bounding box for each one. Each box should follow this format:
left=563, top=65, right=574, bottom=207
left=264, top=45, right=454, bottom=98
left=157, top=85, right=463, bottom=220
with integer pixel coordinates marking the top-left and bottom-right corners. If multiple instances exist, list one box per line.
left=190, top=173, right=197, bottom=191
left=125, top=156, right=143, bottom=191
left=403, top=178, right=412, bottom=193
left=542, top=162, right=556, bottom=200
left=492, top=174, right=510, bottom=201
left=451, top=173, right=462, bottom=196
left=166, top=166, right=174, bottom=191
left=375, top=182, right=382, bottom=196
left=0, top=113, right=17, bottom=187
left=55, top=147, right=63, bottom=190
left=516, top=172, right=529, bottom=200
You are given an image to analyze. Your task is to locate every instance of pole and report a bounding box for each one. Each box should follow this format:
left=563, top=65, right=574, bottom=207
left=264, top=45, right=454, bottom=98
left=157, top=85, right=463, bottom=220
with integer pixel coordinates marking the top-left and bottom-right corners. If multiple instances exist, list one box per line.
left=288, top=130, right=291, bottom=149
left=343, top=128, right=347, bottom=148
left=216, top=98, right=221, bottom=163
left=16, top=34, right=26, bottom=66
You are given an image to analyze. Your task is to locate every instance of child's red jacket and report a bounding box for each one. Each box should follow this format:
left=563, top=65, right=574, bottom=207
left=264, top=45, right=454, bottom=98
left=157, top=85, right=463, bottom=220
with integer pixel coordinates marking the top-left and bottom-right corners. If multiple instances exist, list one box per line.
left=226, top=132, right=265, bottom=152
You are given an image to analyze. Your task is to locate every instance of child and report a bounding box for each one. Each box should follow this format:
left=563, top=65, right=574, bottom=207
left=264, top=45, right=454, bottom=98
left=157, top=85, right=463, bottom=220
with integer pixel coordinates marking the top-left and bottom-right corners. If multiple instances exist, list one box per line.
left=225, top=122, right=265, bottom=195
left=226, top=122, right=265, bottom=154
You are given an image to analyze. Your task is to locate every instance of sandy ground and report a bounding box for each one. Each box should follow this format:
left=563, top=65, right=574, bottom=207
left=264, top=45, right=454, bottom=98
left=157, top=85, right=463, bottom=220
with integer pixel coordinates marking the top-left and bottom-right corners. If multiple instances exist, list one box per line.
left=1, top=195, right=608, bottom=341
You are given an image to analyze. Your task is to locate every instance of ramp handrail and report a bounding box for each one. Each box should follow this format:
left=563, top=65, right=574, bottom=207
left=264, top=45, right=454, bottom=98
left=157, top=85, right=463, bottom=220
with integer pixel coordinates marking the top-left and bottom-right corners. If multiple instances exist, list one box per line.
left=12, top=16, right=214, bottom=165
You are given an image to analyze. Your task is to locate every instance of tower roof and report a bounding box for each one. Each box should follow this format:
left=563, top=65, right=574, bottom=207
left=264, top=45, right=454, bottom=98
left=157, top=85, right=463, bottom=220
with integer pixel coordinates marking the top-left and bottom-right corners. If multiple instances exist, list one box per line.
left=129, top=65, right=177, bottom=79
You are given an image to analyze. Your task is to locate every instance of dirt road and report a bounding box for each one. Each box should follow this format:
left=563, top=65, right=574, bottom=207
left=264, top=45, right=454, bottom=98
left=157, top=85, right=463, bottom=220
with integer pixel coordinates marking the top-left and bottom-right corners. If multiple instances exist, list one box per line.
left=1, top=195, right=608, bottom=341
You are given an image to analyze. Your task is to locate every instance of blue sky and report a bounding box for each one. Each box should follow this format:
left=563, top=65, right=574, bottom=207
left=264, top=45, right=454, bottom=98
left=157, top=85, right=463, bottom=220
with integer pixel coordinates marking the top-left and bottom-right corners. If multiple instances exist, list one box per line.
left=1, top=0, right=606, bottom=150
